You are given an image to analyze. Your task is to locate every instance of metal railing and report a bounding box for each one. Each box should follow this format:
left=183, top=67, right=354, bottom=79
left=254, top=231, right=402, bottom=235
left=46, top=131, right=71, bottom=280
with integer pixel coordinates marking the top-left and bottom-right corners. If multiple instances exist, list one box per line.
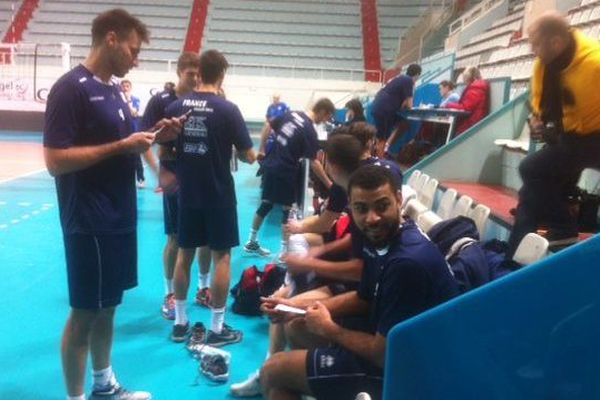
left=448, top=0, right=505, bottom=35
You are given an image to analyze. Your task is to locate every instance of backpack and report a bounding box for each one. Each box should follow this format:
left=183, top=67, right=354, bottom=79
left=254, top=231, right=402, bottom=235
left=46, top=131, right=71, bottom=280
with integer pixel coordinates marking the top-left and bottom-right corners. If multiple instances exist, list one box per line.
left=427, top=216, right=495, bottom=293
left=230, top=264, right=286, bottom=316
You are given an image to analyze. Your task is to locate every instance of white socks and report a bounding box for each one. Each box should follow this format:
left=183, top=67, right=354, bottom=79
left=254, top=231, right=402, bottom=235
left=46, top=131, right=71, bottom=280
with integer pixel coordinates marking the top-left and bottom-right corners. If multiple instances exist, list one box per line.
left=211, top=307, right=225, bottom=333
left=92, top=365, right=116, bottom=389
left=164, top=278, right=173, bottom=296
left=199, top=273, right=209, bottom=290
left=175, top=300, right=188, bottom=326
left=67, top=395, right=85, bottom=400
left=249, top=229, right=258, bottom=242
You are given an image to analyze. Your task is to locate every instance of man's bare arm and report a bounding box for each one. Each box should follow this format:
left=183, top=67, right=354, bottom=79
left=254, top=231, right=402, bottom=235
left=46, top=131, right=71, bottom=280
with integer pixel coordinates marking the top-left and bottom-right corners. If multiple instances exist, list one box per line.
left=44, top=132, right=153, bottom=176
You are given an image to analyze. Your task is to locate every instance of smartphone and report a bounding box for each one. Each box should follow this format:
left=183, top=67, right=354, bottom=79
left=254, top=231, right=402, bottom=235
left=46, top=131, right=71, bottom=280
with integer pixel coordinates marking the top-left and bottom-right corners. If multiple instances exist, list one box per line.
left=274, top=304, right=306, bottom=315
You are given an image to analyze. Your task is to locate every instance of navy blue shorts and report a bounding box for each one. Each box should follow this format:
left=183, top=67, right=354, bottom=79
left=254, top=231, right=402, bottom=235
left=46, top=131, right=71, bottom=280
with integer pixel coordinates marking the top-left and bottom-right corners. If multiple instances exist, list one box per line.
left=178, top=207, right=239, bottom=250
left=64, top=232, right=137, bottom=309
left=163, top=192, right=179, bottom=235
left=373, top=109, right=404, bottom=140
left=261, top=170, right=296, bottom=206
left=306, top=346, right=383, bottom=400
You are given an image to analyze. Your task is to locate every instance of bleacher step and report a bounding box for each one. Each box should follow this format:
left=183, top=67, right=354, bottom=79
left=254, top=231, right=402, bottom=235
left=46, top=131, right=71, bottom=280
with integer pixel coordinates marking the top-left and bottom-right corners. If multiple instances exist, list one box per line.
left=440, top=181, right=517, bottom=227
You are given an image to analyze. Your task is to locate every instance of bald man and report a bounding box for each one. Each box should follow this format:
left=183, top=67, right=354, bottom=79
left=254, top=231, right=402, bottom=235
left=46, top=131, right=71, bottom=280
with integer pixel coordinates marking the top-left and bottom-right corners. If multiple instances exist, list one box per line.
left=507, top=11, right=600, bottom=256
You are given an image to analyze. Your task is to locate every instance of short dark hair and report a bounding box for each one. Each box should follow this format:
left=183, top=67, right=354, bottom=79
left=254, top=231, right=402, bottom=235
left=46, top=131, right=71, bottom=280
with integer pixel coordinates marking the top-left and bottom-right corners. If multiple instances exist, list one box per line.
left=199, top=49, right=229, bottom=84
left=440, top=80, right=456, bottom=90
left=406, top=64, right=422, bottom=77
left=120, top=79, right=131, bottom=86
left=91, top=9, right=149, bottom=47
left=325, top=134, right=363, bottom=174
left=347, top=122, right=376, bottom=151
left=312, top=98, right=336, bottom=116
left=348, top=165, right=399, bottom=198
left=177, top=51, right=201, bottom=73
left=344, top=98, right=364, bottom=118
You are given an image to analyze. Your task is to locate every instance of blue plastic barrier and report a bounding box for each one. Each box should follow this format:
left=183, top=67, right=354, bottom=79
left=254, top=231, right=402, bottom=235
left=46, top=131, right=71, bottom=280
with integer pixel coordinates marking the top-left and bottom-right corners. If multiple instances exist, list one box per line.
left=384, top=235, right=600, bottom=400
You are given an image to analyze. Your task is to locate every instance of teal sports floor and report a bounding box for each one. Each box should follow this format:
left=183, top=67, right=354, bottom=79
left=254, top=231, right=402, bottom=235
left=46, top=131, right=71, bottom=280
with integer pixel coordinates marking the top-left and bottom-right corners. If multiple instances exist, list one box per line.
left=0, top=132, right=284, bottom=399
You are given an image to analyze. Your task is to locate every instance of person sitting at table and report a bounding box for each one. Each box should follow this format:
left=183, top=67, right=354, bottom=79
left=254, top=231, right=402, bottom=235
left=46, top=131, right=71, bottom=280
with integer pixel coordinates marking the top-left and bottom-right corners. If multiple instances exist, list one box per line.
left=439, top=80, right=460, bottom=108
left=444, top=66, right=490, bottom=135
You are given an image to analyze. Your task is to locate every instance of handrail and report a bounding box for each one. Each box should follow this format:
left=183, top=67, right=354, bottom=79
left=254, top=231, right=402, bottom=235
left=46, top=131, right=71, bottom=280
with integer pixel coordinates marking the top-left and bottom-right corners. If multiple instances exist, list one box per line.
left=160, top=59, right=383, bottom=82
left=396, top=3, right=455, bottom=67
left=448, top=0, right=504, bottom=36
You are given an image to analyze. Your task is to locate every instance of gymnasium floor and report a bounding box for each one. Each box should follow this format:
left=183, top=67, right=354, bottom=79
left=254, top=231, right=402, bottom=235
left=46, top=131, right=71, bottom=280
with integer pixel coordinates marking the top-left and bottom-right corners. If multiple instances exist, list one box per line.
left=0, top=132, right=282, bottom=399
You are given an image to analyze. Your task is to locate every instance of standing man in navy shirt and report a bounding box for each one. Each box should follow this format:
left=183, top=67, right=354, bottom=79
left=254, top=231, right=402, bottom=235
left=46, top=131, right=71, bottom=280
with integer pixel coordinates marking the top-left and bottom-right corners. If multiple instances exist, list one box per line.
left=43, top=9, right=182, bottom=400
left=371, top=64, right=421, bottom=157
left=165, top=50, right=256, bottom=346
left=244, top=99, right=334, bottom=257
left=260, top=166, right=458, bottom=400
left=258, top=93, right=290, bottom=159
left=139, top=52, right=214, bottom=320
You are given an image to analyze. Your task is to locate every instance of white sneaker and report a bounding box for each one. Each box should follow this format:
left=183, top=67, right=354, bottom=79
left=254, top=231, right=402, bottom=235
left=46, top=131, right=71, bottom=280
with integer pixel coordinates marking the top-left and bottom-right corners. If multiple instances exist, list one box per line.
left=230, top=371, right=261, bottom=397
left=243, top=240, right=271, bottom=257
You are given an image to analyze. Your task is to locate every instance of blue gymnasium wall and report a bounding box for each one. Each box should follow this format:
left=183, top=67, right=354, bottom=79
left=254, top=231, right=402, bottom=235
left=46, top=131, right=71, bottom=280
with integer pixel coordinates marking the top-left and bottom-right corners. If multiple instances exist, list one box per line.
left=384, top=234, right=600, bottom=400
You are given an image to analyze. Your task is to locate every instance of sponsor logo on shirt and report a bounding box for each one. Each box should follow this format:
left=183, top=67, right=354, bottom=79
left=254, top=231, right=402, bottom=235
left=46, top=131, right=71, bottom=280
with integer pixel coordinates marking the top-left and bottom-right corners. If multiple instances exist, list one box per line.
left=89, top=96, right=105, bottom=102
left=362, top=247, right=378, bottom=258
left=184, top=116, right=208, bottom=138
left=118, top=108, right=125, bottom=121
left=183, top=142, right=208, bottom=155
left=320, top=355, right=335, bottom=369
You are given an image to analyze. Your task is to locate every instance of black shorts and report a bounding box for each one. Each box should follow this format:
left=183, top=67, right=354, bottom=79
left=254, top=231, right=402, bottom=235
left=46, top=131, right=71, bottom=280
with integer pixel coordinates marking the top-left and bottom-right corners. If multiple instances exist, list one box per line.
left=261, top=170, right=296, bottom=206
left=178, top=207, right=239, bottom=250
left=163, top=192, right=178, bottom=235
left=64, top=232, right=137, bottom=309
left=306, top=346, right=383, bottom=400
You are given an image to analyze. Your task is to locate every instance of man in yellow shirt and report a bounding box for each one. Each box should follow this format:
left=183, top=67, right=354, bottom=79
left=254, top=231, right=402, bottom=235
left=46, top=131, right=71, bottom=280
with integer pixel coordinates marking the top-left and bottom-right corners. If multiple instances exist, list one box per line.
left=508, top=12, right=600, bottom=255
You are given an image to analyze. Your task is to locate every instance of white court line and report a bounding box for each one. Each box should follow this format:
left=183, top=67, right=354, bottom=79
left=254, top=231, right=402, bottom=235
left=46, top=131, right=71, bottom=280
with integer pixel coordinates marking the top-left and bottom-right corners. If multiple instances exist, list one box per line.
left=0, top=168, right=48, bottom=185
left=0, top=201, right=6, bottom=205
left=18, top=202, right=32, bottom=207
left=0, top=224, right=7, bottom=229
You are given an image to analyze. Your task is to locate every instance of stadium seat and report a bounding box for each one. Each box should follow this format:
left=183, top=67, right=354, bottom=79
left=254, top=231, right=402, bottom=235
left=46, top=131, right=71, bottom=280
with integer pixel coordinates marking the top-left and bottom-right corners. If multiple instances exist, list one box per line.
left=468, top=204, right=491, bottom=237
left=512, top=232, right=549, bottom=265
left=417, top=178, right=438, bottom=209
left=450, top=195, right=473, bottom=218
left=417, top=211, right=443, bottom=233
left=436, top=188, right=458, bottom=220
left=407, top=169, right=422, bottom=189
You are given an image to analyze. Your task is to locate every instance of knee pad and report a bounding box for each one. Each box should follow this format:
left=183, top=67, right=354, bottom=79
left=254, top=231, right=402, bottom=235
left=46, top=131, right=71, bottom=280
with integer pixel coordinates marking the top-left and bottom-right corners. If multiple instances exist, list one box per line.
left=257, top=201, right=273, bottom=218
left=281, top=208, right=291, bottom=224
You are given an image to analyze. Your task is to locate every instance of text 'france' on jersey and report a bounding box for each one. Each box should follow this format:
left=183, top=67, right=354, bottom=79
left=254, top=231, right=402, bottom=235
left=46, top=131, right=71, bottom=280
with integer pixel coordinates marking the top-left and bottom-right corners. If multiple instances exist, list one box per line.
left=165, top=92, right=253, bottom=208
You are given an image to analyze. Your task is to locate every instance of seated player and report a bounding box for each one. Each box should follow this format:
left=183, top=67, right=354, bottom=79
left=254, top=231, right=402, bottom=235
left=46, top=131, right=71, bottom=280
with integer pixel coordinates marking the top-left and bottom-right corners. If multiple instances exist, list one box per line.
left=259, top=166, right=459, bottom=400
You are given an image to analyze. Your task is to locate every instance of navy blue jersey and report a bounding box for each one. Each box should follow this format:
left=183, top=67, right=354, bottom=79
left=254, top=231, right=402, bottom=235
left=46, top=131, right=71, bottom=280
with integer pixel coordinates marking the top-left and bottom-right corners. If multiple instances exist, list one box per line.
left=141, top=90, right=179, bottom=171
left=262, top=111, right=319, bottom=179
left=43, top=64, right=137, bottom=235
left=140, top=90, right=178, bottom=131
left=357, top=220, right=458, bottom=336
left=372, top=75, right=414, bottom=113
left=165, top=91, right=253, bottom=208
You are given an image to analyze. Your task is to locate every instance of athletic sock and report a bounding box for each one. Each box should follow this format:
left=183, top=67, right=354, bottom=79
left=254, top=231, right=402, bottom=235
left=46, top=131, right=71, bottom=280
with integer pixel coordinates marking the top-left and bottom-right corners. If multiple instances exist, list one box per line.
left=199, top=273, right=209, bottom=290
left=92, top=365, right=116, bottom=389
left=165, top=278, right=173, bottom=296
left=211, top=307, right=225, bottom=333
left=249, top=229, right=258, bottom=242
left=175, top=300, right=188, bottom=326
